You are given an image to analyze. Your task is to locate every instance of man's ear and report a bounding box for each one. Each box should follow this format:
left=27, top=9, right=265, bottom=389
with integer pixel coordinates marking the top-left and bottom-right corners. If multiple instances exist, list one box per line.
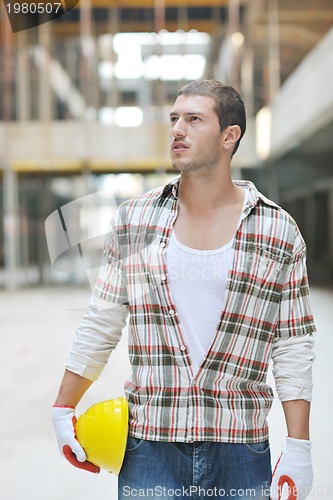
left=222, top=125, right=241, bottom=152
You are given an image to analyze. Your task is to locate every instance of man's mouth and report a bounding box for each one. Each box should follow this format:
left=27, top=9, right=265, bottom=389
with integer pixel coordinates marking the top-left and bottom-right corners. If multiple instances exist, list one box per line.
left=172, top=141, right=189, bottom=151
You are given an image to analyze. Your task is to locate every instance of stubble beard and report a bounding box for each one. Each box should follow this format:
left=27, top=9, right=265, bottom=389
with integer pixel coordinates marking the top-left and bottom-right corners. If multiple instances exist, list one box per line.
left=171, top=145, right=222, bottom=176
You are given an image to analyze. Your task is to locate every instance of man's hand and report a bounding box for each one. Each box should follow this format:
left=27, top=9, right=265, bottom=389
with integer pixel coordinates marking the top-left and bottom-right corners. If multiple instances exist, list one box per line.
left=51, top=405, right=100, bottom=474
left=271, top=437, right=313, bottom=500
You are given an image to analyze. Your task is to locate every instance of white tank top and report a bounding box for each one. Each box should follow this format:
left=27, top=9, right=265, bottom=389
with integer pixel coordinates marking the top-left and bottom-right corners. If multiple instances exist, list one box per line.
left=165, top=189, right=248, bottom=374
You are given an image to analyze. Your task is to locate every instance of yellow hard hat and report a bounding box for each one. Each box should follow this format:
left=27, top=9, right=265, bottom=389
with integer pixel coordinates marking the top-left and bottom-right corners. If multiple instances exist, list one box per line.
left=75, top=397, right=128, bottom=474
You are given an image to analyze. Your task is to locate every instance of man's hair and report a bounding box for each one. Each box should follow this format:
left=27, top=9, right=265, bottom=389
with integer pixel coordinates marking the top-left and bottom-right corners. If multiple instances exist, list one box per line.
left=177, top=80, right=246, bottom=156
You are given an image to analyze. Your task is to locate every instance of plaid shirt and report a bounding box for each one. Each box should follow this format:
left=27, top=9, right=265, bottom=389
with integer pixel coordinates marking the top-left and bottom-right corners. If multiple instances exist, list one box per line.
left=94, top=177, right=316, bottom=443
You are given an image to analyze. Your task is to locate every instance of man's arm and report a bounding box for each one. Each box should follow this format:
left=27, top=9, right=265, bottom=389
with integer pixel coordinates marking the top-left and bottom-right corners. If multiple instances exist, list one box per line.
left=282, top=399, right=310, bottom=440
left=51, top=294, right=128, bottom=471
left=271, top=399, right=313, bottom=500
left=54, top=369, right=94, bottom=407
left=270, top=399, right=312, bottom=499
left=51, top=369, right=100, bottom=473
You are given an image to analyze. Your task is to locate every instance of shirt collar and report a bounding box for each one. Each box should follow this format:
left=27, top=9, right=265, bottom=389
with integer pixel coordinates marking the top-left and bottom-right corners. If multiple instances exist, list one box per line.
left=160, top=176, right=279, bottom=214
left=233, top=180, right=280, bottom=216
left=160, top=176, right=180, bottom=200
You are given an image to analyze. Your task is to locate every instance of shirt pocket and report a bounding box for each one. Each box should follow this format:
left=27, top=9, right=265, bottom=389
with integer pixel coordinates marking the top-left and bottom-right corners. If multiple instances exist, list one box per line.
left=259, top=246, right=288, bottom=278
left=245, top=245, right=291, bottom=289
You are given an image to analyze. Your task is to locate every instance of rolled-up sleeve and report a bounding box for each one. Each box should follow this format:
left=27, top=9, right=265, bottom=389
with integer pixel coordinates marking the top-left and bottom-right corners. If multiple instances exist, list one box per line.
left=272, top=332, right=315, bottom=402
left=66, top=293, right=129, bottom=381
left=272, top=225, right=316, bottom=401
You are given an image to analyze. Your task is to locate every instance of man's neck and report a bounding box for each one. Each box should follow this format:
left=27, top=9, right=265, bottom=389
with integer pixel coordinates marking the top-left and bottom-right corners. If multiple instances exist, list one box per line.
left=174, top=169, right=246, bottom=250
left=178, top=169, right=243, bottom=214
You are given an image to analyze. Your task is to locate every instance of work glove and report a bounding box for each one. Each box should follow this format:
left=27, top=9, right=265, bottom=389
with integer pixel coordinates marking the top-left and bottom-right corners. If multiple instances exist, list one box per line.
left=51, top=405, right=100, bottom=473
left=271, top=437, right=313, bottom=500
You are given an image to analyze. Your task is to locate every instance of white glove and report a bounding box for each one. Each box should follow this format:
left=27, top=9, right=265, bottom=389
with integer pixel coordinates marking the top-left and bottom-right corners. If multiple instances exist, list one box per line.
left=51, top=405, right=100, bottom=473
left=271, top=437, right=313, bottom=500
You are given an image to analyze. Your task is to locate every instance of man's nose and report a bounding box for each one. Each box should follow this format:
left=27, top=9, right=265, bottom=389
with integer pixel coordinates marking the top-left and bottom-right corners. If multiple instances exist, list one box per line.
left=171, top=119, right=186, bottom=137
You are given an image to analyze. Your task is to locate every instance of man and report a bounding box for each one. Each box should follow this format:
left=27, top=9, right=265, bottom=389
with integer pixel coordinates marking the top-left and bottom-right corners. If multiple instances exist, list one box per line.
left=52, top=80, right=316, bottom=499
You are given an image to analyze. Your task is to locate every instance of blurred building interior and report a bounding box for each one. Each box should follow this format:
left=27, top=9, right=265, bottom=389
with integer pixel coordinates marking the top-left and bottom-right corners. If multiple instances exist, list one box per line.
left=0, top=0, right=333, bottom=289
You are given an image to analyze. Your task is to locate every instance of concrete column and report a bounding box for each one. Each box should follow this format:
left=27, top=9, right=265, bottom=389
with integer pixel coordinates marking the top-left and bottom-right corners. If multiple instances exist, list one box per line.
left=65, top=39, right=78, bottom=98
left=241, top=47, right=254, bottom=117
left=2, top=10, right=14, bottom=121
left=228, top=0, right=241, bottom=88
left=80, top=0, right=98, bottom=109
left=240, top=0, right=257, bottom=116
left=38, top=22, right=53, bottom=120
left=3, top=165, right=19, bottom=291
left=329, top=186, right=333, bottom=278
left=177, top=6, right=188, bottom=31
left=16, top=31, right=30, bottom=121
left=177, top=7, right=189, bottom=90
left=267, top=0, right=281, bottom=101
left=2, top=15, right=19, bottom=290
left=107, top=6, right=120, bottom=110
left=154, top=0, right=165, bottom=33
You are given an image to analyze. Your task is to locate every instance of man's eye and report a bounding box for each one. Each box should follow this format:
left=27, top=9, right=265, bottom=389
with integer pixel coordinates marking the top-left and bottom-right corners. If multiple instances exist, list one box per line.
left=170, top=117, right=178, bottom=123
left=190, top=116, right=199, bottom=121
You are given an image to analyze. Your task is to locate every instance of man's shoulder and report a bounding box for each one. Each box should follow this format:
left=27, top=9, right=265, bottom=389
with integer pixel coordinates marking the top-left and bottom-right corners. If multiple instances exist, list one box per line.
left=256, top=191, right=298, bottom=229
left=240, top=180, right=305, bottom=256
left=240, top=180, right=297, bottom=225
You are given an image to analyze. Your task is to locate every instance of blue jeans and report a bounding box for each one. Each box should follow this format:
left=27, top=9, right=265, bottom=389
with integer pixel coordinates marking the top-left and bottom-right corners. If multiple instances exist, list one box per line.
left=118, top=437, right=272, bottom=499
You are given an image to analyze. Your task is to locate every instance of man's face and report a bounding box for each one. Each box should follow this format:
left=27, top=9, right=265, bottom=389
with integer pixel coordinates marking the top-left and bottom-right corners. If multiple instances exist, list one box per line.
left=169, top=94, right=224, bottom=174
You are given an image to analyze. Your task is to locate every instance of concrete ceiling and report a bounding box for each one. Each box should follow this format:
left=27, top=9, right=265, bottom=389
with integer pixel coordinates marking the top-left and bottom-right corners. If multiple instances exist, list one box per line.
left=48, top=0, right=333, bottom=111
left=1, top=0, right=332, bottom=181
left=3, top=0, right=331, bottom=115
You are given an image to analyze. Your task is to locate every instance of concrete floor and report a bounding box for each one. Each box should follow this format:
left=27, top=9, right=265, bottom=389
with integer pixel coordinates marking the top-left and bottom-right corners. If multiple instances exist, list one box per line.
left=1, top=285, right=332, bottom=500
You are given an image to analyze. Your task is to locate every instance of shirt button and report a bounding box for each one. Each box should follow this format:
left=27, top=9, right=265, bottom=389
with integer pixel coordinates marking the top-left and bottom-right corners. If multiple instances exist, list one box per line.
left=161, top=274, right=167, bottom=281
left=180, top=345, right=186, bottom=352
left=160, top=241, right=166, bottom=248
left=168, top=309, right=175, bottom=316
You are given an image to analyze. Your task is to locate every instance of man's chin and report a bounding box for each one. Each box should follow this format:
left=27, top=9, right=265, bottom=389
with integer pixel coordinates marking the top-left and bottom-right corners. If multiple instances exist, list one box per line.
left=171, top=161, right=192, bottom=172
